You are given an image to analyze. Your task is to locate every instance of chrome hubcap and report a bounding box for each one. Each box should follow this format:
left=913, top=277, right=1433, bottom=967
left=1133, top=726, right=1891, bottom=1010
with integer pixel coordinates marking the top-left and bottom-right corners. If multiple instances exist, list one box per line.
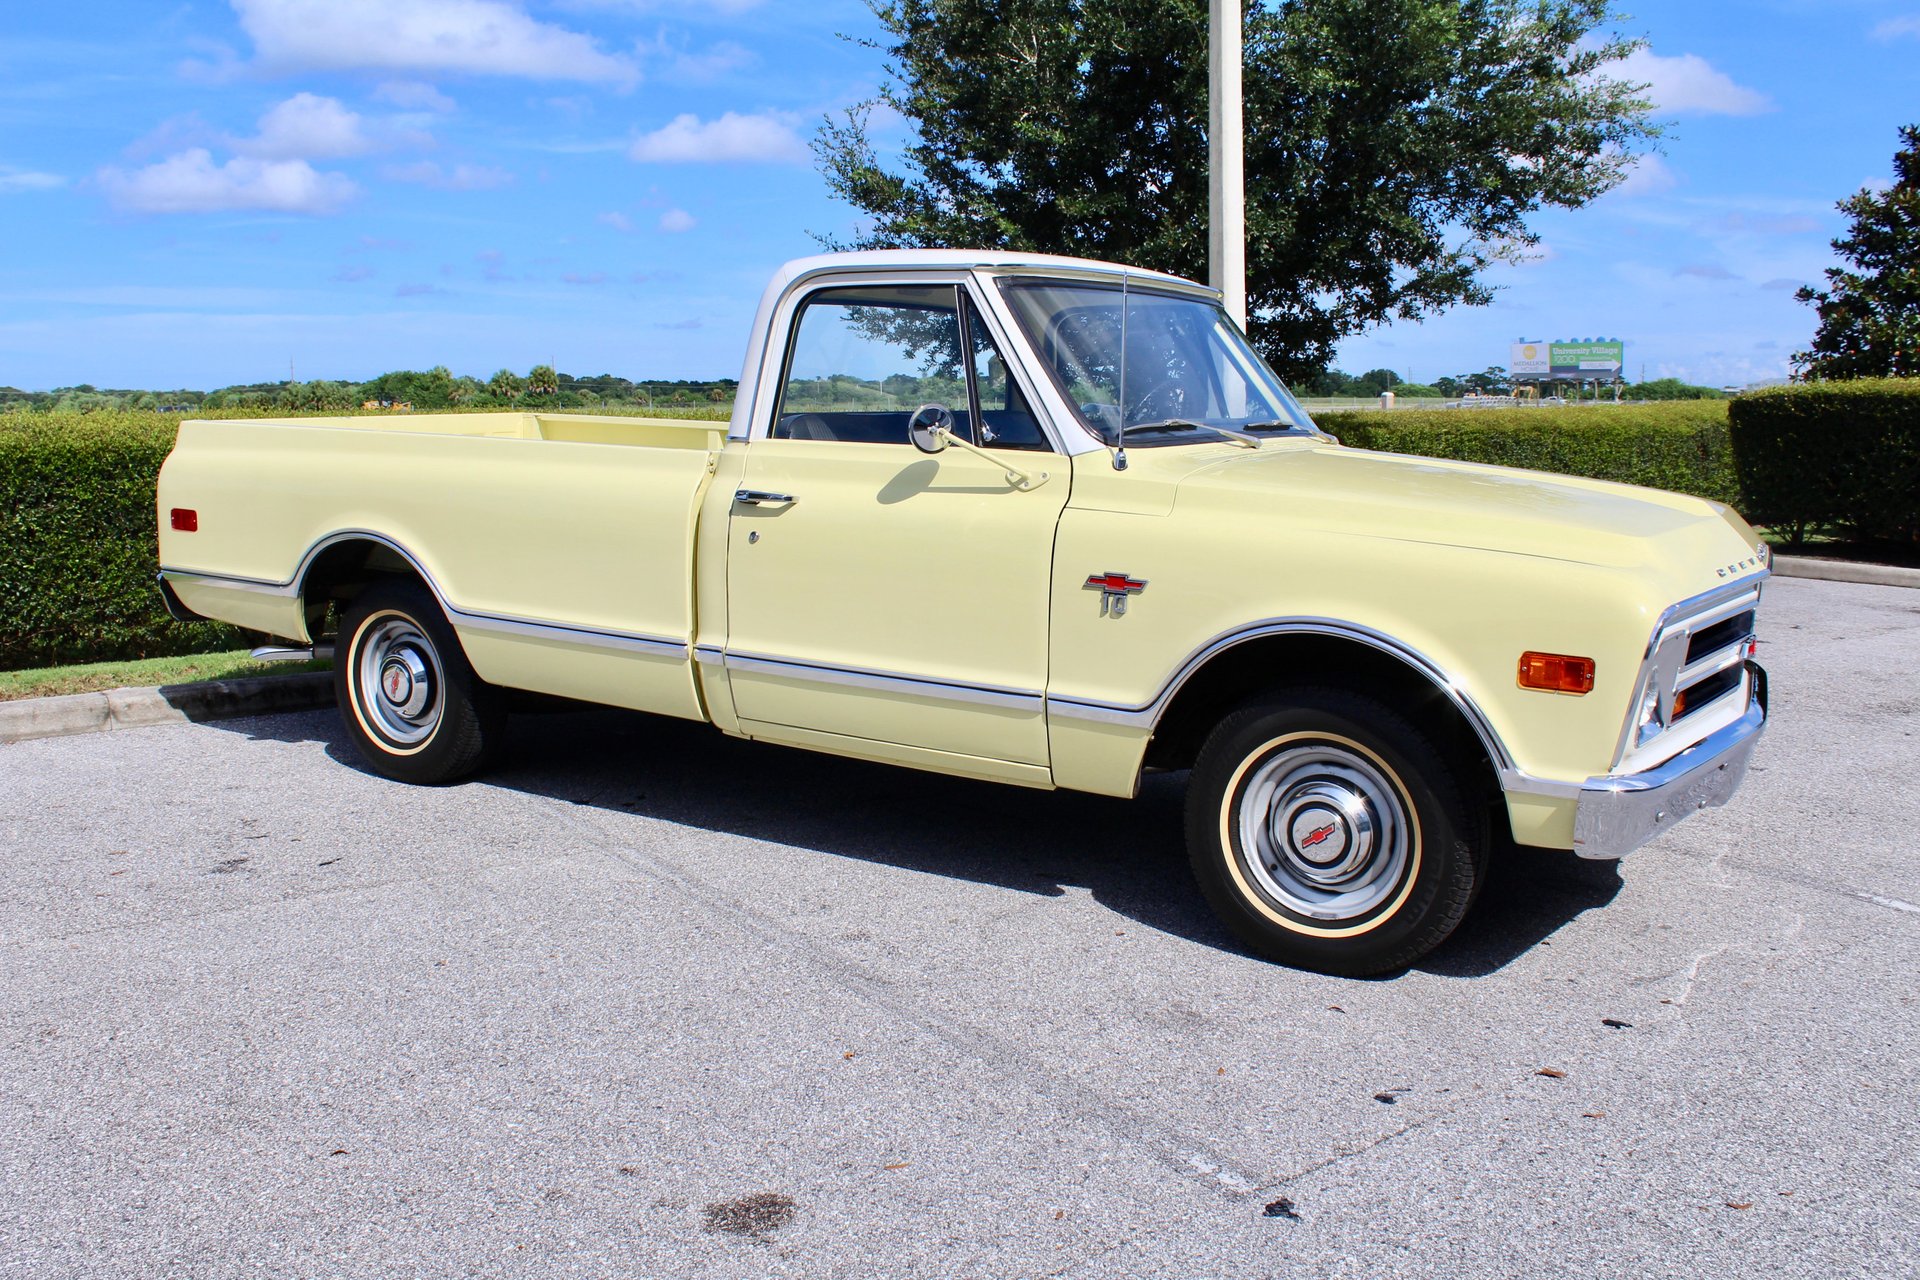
left=355, top=617, right=443, bottom=746
left=1237, top=744, right=1411, bottom=921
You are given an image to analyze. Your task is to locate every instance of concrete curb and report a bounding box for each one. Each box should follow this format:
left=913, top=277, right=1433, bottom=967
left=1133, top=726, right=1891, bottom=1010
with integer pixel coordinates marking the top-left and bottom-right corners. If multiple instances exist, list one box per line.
left=1772, top=555, right=1920, bottom=589
left=0, top=672, right=334, bottom=746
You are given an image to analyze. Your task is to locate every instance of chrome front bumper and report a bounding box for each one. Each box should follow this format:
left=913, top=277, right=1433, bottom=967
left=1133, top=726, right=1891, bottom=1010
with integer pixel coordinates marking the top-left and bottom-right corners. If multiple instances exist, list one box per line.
left=1571, top=664, right=1768, bottom=859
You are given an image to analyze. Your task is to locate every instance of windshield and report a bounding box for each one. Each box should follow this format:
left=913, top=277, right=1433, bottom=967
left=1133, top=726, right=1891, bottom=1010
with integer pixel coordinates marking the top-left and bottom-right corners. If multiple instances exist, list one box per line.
left=1000, top=279, right=1317, bottom=446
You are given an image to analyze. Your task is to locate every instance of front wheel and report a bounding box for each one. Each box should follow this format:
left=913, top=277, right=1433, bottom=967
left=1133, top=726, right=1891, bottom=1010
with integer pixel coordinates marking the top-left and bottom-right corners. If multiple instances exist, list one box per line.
left=334, top=578, right=505, bottom=784
left=1185, top=688, right=1485, bottom=976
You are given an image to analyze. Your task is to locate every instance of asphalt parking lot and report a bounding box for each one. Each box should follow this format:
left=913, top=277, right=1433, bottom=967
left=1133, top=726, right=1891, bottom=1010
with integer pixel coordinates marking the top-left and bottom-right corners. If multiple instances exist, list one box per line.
left=2, top=575, right=1915, bottom=1279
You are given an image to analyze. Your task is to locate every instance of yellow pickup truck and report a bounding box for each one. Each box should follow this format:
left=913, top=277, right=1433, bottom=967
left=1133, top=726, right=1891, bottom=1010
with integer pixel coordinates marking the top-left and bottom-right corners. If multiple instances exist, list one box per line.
left=156, top=250, right=1769, bottom=975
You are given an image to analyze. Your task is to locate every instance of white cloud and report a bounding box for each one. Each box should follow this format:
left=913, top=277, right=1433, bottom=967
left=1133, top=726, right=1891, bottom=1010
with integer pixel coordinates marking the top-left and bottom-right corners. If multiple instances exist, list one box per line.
left=1712, top=211, right=1819, bottom=237
left=1873, top=16, right=1920, bottom=40
left=238, top=94, right=374, bottom=160
left=1613, top=153, right=1678, bottom=198
left=627, top=112, right=807, bottom=164
left=374, top=81, right=458, bottom=113
left=98, top=149, right=358, bottom=215
left=231, top=0, right=638, bottom=85
left=597, top=210, right=635, bottom=232
left=383, top=160, right=514, bottom=190
left=0, top=166, right=65, bottom=192
left=637, top=33, right=758, bottom=81
left=1613, top=49, right=1772, bottom=116
left=658, top=207, right=696, bottom=232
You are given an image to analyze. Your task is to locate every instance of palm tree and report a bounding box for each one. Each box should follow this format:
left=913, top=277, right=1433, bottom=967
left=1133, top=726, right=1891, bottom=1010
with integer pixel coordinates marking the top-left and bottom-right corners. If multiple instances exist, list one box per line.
left=488, top=368, right=524, bottom=400
left=526, top=364, right=558, bottom=397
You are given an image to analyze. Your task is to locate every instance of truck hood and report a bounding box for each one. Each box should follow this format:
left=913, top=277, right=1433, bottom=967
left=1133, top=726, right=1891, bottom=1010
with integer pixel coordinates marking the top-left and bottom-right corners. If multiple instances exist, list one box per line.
left=1173, top=440, right=1765, bottom=581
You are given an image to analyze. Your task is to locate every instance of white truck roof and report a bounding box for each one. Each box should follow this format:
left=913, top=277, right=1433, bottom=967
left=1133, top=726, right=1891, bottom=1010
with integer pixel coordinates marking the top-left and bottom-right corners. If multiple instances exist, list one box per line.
left=758, top=248, right=1213, bottom=298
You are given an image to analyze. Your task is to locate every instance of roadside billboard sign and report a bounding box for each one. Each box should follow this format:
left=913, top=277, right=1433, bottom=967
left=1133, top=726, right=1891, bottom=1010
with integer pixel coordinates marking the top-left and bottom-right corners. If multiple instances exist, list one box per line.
left=1511, top=340, right=1626, bottom=380
left=1510, top=341, right=1550, bottom=376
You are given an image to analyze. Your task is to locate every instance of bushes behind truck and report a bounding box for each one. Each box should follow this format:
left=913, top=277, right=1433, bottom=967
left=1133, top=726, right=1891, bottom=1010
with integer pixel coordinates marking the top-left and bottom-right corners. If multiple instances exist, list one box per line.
left=1315, top=400, right=1742, bottom=507
left=1726, top=378, right=1920, bottom=547
left=0, top=411, right=250, bottom=669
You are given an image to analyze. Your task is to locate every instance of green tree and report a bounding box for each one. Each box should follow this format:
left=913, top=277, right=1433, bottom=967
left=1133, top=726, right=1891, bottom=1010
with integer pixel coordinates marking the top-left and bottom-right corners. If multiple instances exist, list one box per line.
left=815, top=0, right=1656, bottom=379
left=526, top=364, right=559, bottom=397
left=488, top=368, right=526, bottom=400
left=1793, top=124, right=1920, bottom=380
left=1631, top=377, right=1721, bottom=401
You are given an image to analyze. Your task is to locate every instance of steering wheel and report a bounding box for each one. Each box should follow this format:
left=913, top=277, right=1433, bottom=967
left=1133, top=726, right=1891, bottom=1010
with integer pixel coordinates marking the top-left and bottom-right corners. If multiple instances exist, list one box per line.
left=1127, top=377, right=1187, bottom=425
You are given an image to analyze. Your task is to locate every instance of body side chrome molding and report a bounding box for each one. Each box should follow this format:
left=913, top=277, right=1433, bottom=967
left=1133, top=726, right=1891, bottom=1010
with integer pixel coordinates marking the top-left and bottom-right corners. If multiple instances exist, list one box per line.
left=720, top=650, right=1044, bottom=713
left=159, top=566, right=294, bottom=597
left=451, top=610, right=686, bottom=658
left=162, top=529, right=688, bottom=660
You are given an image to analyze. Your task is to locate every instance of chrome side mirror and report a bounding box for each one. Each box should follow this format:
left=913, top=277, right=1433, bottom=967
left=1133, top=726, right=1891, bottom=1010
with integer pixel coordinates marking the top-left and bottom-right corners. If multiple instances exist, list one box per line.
left=908, top=403, right=954, bottom=454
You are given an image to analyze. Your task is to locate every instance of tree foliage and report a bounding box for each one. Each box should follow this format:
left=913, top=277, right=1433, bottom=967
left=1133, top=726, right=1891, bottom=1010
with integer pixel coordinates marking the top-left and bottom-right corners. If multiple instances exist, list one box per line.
left=815, top=0, right=1658, bottom=379
left=1794, top=124, right=1920, bottom=381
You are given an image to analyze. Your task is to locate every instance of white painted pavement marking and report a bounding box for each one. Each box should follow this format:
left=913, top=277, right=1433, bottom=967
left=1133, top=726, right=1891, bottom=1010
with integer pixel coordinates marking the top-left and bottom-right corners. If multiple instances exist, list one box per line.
left=1853, top=890, right=1920, bottom=916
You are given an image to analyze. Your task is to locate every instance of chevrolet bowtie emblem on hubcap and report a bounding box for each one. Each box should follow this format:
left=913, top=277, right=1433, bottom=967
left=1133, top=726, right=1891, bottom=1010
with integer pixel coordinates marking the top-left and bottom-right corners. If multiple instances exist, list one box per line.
left=1086, top=572, right=1147, bottom=617
left=1298, top=822, right=1339, bottom=850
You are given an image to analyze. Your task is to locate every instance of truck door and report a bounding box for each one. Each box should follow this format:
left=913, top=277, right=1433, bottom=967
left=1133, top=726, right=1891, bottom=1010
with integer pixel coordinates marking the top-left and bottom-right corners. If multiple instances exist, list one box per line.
left=722, top=281, right=1069, bottom=772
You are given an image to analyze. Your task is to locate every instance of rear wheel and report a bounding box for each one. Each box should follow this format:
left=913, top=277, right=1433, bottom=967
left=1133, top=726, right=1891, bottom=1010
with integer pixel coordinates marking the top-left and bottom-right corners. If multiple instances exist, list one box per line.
left=1185, top=687, right=1485, bottom=976
left=334, top=578, right=504, bottom=784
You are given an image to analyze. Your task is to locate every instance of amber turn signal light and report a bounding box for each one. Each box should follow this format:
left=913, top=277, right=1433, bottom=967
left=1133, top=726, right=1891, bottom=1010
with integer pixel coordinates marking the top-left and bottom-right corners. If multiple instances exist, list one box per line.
left=1517, top=651, right=1595, bottom=695
left=170, top=508, right=198, bottom=532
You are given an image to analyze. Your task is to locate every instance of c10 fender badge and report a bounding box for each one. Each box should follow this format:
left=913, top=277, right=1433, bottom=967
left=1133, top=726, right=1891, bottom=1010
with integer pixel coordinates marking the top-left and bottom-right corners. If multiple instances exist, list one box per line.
left=1086, top=572, right=1147, bottom=617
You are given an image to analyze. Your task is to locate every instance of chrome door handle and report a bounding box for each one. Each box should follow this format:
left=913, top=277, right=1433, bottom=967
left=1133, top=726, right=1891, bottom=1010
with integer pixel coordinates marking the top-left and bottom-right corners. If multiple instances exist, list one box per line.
left=734, top=490, right=797, bottom=506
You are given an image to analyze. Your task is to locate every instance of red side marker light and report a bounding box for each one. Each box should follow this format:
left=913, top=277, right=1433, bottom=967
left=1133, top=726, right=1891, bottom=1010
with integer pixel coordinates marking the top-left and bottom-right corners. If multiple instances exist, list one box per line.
left=1518, top=651, right=1595, bottom=695
left=170, top=508, right=198, bottom=532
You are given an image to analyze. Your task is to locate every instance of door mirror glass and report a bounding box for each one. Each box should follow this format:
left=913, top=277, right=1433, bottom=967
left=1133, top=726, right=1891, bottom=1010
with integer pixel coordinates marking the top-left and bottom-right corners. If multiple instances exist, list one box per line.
left=907, top=403, right=953, bottom=454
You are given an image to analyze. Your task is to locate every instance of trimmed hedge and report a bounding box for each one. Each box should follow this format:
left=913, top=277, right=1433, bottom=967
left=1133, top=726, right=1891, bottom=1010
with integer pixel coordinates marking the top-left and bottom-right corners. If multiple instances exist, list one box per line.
left=1316, top=401, right=1740, bottom=507
left=1728, top=379, right=1920, bottom=546
left=0, top=411, right=251, bottom=668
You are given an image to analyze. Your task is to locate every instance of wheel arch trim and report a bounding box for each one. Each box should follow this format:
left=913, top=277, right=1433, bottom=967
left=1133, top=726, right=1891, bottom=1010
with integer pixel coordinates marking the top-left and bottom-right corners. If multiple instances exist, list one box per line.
left=1047, top=617, right=1571, bottom=799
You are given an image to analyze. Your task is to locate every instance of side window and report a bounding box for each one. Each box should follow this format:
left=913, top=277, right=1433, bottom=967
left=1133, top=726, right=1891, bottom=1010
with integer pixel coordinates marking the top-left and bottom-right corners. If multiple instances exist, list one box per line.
left=773, top=285, right=967, bottom=444
left=963, top=299, right=1048, bottom=451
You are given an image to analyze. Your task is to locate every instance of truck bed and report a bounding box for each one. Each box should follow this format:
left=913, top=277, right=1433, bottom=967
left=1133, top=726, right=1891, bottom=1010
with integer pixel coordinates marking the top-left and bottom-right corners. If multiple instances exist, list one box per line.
left=157, top=411, right=731, bottom=722
left=223, top=410, right=726, bottom=450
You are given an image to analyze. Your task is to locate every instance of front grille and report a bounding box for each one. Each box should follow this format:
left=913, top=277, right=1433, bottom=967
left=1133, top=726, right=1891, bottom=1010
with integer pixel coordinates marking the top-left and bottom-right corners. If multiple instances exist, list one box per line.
left=1617, top=582, right=1763, bottom=770
left=1687, top=610, right=1755, bottom=665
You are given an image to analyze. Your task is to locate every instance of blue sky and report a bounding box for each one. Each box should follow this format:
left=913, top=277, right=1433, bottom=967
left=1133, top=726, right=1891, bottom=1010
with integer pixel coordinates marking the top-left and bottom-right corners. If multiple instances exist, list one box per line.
left=0, top=1, right=1915, bottom=391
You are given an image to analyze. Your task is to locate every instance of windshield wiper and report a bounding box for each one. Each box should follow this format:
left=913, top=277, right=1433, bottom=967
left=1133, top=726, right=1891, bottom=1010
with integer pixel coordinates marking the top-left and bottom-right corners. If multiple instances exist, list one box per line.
left=1243, top=417, right=1338, bottom=442
left=1127, top=418, right=1261, bottom=448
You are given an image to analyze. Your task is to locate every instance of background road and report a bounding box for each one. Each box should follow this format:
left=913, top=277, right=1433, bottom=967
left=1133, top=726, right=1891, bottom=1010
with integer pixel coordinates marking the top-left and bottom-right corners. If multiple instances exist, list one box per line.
left=2, top=576, right=1915, bottom=1278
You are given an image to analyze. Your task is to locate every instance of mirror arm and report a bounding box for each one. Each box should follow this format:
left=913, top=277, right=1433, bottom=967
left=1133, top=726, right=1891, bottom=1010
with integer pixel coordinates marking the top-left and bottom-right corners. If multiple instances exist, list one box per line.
left=933, top=427, right=1050, bottom=490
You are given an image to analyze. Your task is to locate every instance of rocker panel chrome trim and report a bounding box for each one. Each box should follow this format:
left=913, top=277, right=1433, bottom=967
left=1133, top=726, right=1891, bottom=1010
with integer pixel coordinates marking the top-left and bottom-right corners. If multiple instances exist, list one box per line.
left=451, top=610, right=686, bottom=658
left=721, top=650, right=1044, bottom=713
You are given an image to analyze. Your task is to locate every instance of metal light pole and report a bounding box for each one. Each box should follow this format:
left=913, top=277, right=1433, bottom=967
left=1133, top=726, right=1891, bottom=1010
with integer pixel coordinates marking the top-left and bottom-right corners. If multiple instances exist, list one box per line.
left=1209, top=0, right=1247, bottom=328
